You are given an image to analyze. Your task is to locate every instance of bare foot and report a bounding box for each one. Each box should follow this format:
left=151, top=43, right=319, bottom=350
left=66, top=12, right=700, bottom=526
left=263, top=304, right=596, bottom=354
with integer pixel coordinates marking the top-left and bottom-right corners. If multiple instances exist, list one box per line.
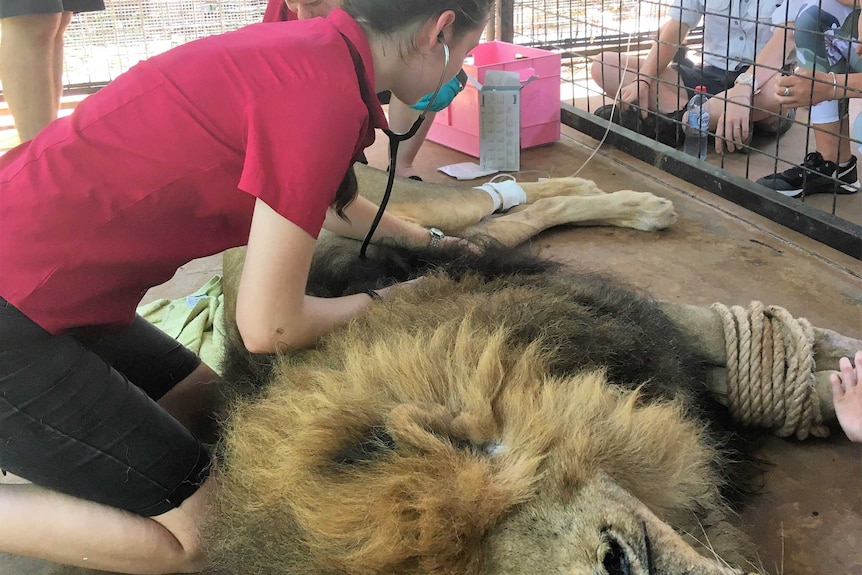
left=829, top=350, right=862, bottom=443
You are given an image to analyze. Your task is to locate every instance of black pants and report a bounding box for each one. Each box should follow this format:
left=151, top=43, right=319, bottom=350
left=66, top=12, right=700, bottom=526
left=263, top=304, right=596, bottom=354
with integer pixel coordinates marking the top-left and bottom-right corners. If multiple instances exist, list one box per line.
left=0, top=297, right=210, bottom=516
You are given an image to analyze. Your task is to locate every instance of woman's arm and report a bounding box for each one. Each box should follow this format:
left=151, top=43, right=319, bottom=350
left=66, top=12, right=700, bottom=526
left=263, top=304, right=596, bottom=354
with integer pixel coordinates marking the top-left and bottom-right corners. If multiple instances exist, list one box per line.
left=620, top=18, right=692, bottom=114
left=776, top=68, right=862, bottom=107
left=235, top=199, right=388, bottom=353
left=322, top=193, right=433, bottom=247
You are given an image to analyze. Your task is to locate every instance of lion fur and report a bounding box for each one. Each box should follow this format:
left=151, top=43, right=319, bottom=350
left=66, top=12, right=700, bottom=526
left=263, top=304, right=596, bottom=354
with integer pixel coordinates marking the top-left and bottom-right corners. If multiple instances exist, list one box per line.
left=209, top=242, right=760, bottom=574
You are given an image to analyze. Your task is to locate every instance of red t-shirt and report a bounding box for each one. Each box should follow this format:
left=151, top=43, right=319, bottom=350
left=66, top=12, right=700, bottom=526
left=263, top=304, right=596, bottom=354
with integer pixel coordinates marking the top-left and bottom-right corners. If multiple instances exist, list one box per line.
left=0, top=8, right=387, bottom=335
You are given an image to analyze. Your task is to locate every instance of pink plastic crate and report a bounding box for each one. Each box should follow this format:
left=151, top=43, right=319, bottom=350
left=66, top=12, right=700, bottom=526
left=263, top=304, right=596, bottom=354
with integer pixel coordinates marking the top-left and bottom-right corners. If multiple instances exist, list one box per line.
left=427, top=41, right=561, bottom=158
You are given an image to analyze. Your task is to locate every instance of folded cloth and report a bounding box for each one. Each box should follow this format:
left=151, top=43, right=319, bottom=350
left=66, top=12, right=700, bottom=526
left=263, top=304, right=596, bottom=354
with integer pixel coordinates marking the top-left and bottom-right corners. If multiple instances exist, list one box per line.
left=136, top=275, right=226, bottom=374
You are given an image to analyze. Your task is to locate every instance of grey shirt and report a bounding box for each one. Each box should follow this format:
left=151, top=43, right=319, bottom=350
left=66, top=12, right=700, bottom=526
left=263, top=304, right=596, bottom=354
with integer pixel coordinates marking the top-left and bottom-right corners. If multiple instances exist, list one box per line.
left=669, top=0, right=785, bottom=69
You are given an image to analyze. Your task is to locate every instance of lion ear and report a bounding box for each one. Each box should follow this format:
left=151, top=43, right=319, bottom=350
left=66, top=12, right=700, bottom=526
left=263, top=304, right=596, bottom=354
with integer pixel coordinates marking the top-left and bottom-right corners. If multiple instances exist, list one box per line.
left=385, top=403, right=499, bottom=454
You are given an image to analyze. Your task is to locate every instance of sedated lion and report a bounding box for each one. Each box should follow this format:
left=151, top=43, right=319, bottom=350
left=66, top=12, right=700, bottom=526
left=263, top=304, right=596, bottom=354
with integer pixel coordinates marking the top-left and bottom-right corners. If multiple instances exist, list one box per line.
left=209, top=194, right=859, bottom=575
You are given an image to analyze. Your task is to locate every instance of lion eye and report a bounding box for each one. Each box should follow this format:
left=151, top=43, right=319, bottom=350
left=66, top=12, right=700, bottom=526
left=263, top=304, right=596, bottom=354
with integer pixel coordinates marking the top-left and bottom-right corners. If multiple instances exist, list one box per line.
left=600, top=529, right=634, bottom=575
left=602, top=537, right=632, bottom=575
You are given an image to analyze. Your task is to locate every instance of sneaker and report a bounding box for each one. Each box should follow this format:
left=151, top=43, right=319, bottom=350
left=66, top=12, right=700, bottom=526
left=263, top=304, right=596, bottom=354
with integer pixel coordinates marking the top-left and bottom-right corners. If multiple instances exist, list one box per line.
left=756, top=152, right=860, bottom=197
left=594, top=104, right=685, bottom=148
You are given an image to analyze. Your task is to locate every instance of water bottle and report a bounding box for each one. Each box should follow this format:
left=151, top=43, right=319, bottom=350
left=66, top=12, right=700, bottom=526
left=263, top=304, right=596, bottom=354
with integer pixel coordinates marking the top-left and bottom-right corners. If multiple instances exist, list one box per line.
left=682, top=85, right=710, bottom=160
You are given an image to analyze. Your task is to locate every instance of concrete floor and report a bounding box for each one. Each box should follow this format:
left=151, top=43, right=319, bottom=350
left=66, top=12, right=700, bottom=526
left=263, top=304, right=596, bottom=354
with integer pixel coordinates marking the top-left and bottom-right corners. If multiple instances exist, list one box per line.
left=2, top=123, right=861, bottom=574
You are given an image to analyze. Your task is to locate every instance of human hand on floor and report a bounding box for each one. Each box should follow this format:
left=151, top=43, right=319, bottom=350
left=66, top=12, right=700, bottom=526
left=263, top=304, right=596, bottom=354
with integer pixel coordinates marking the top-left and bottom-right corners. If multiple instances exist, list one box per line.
left=714, top=95, right=752, bottom=153
left=830, top=350, right=862, bottom=443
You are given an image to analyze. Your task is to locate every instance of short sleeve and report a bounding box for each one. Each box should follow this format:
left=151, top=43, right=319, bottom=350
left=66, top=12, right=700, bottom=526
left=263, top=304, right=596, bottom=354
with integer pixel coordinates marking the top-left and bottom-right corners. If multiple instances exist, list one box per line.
left=238, top=79, right=365, bottom=239
left=668, top=0, right=706, bottom=29
left=772, top=0, right=803, bottom=24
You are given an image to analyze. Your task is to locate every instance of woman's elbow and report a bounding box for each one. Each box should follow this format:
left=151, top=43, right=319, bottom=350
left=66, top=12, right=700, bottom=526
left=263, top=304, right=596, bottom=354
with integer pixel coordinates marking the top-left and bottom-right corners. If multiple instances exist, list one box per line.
left=236, top=319, right=276, bottom=354
left=236, top=314, right=307, bottom=353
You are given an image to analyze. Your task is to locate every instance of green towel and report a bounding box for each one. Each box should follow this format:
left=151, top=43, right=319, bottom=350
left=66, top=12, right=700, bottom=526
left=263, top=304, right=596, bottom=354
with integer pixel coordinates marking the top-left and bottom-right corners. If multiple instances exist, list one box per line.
left=136, top=275, right=226, bottom=374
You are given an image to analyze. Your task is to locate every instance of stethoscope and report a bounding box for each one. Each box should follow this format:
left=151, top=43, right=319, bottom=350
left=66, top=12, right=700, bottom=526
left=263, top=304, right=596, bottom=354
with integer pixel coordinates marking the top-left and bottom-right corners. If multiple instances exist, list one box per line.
left=359, top=41, right=451, bottom=258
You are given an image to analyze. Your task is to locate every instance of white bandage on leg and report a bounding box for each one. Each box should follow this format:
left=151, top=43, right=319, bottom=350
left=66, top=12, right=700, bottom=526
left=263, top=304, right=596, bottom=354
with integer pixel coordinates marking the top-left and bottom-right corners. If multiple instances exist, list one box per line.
left=474, top=180, right=526, bottom=212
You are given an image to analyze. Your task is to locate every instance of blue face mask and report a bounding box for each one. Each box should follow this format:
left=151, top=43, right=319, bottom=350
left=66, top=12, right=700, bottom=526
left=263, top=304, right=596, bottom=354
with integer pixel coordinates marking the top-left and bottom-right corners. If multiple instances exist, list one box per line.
left=409, top=72, right=467, bottom=112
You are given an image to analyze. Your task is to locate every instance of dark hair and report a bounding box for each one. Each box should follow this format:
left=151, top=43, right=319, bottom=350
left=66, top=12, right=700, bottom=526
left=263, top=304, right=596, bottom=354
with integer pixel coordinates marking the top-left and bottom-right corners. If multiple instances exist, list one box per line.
left=331, top=165, right=358, bottom=221
left=341, top=0, right=493, bottom=47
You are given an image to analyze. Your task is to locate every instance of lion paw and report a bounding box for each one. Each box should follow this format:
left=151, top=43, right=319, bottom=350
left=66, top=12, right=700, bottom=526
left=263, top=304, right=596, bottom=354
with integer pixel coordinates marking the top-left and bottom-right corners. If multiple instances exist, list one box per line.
left=614, top=190, right=677, bottom=231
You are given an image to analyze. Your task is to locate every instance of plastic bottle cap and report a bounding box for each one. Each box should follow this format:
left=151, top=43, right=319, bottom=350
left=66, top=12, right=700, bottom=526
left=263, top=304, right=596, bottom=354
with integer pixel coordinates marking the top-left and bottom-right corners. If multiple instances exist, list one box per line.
left=695, top=85, right=707, bottom=93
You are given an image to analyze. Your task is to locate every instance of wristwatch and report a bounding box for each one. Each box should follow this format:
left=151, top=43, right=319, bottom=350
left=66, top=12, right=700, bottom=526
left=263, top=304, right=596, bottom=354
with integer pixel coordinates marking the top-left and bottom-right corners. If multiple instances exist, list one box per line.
left=734, top=71, right=761, bottom=95
left=428, top=227, right=445, bottom=249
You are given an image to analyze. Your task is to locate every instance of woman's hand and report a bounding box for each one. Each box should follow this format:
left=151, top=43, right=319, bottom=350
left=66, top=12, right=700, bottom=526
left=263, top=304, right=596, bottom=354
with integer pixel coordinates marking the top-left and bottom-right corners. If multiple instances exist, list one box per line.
left=714, top=94, right=753, bottom=153
left=438, top=234, right=482, bottom=253
left=775, top=69, right=833, bottom=107
left=619, top=79, right=652, bottom=117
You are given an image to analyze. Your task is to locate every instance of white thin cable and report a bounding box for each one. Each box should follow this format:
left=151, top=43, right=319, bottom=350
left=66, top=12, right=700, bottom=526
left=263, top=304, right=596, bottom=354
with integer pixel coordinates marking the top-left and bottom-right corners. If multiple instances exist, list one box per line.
left=567, top=30, right=638, bottom=179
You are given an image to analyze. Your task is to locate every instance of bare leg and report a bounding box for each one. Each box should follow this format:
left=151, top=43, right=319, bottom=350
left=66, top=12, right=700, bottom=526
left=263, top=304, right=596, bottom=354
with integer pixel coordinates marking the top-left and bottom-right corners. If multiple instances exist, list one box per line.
left=812, top=117, right=853, bottom=165
left=387, top=97, right=436, bottom=179
left=0, top=475, right=213, bottom=573
left=590, top=51, right=688, bottom=114
left=52, top=11, right=73, bottom=118
left=0, top=13, right=64, bottom=141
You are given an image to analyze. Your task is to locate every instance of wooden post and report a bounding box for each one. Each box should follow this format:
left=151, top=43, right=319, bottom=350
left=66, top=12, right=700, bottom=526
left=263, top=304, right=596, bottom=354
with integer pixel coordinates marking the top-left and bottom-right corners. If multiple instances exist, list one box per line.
left=497, top=0, right=514, bottom=42
left=485, top=0, right=496, bottom=41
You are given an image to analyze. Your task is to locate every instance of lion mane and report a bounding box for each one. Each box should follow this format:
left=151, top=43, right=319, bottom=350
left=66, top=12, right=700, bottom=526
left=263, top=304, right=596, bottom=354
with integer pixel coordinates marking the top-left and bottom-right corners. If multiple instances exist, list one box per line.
left=209, top=243, right=760, bottom=575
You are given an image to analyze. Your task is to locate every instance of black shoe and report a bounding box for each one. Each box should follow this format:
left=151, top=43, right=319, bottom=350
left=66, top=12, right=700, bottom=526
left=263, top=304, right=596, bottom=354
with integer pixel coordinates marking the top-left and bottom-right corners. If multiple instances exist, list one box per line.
left=594, top=104, right=685, bottom=148
left=756, top=152, right=860, bottom=198
left=594, top=103, right=619, bottom=122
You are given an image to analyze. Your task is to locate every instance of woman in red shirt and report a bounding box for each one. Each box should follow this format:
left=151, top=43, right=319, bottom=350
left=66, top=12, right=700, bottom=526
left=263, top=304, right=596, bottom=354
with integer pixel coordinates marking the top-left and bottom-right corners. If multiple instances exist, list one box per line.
left=0, top=0, right=491, bottom=572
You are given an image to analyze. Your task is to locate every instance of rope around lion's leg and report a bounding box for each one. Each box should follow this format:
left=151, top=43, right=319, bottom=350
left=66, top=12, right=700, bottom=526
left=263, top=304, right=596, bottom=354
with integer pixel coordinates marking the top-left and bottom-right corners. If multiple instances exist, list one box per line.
left=710, top=302, right=829, bottom=440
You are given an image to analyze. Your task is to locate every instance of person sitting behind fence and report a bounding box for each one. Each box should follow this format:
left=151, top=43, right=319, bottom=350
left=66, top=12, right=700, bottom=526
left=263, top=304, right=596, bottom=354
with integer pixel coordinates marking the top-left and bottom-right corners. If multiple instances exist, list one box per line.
left=760, top=0, right=862, bottom=198
left=590, top=0, right=796, bottom=153
left=265, top=0, right=467, bottom=181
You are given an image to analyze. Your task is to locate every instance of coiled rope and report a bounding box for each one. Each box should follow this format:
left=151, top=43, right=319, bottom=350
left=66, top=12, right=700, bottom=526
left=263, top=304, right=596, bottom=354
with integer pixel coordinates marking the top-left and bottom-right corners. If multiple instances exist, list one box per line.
left=710, top=302, right=829, bottom=440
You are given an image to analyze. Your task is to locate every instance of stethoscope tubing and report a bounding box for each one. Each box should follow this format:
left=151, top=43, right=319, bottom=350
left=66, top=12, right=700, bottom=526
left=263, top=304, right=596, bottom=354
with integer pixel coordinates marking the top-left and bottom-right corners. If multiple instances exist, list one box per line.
left=359, top=42, right=451, bottom=258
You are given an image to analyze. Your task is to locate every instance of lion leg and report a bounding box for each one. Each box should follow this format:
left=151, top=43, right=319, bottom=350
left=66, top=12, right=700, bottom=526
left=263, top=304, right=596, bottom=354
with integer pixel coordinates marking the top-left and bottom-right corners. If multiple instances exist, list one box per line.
left=519, top=176, right=607, bottom=200
left=354, top=163, right=495, bottom=231
left=463, top=191, right=677, bottom=247
left=659, top=301, right=862, bottom=425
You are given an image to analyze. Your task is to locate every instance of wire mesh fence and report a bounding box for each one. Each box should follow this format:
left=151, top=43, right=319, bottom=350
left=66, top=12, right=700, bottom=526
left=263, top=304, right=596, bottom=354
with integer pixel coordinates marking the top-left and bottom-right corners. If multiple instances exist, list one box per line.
left=512, top=0, right=860, bottom=246
left=54, top=0, right=267, bottom=90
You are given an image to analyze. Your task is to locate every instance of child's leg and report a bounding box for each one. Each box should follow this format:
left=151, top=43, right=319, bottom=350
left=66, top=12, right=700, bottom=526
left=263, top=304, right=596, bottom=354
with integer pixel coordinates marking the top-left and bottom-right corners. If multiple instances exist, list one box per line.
left=829, top=350, right=862, bottom=442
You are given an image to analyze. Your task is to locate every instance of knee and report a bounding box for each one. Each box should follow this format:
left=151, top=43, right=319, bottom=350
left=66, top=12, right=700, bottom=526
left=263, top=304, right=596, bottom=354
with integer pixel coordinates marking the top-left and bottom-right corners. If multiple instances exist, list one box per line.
left=153, top=474, right=216, bottom=573
left=172, top=543, right=209, bottom=574
left=590, top=52, right=615, bottom=84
